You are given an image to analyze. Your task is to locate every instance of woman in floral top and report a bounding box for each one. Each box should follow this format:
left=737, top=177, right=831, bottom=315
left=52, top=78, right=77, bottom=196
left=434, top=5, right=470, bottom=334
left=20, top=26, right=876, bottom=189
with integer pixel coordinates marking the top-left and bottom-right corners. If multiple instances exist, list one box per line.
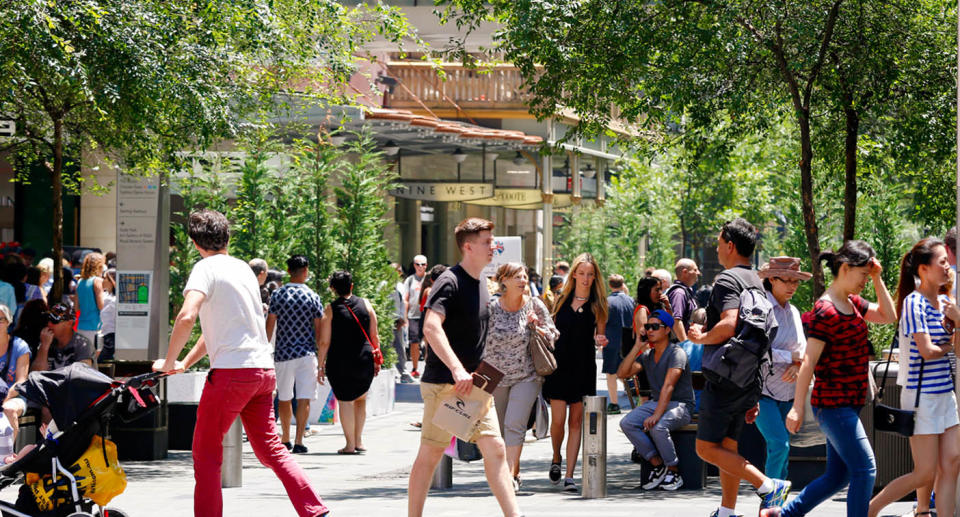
left=771, top=241, right=897, bottom=517
left=484, top=262, right=558, bottom=494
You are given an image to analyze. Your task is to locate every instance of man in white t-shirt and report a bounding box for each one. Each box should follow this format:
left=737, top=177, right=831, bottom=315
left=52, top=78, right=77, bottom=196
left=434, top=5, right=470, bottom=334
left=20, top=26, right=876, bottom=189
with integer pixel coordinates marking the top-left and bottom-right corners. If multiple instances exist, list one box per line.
left=154, top=209, right=328, bottom=517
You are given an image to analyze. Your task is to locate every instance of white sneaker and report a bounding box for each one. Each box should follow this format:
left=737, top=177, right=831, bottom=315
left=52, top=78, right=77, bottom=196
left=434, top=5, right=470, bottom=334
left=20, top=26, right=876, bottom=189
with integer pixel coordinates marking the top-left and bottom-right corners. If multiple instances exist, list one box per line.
left=660, top=470, right=683, bottom=491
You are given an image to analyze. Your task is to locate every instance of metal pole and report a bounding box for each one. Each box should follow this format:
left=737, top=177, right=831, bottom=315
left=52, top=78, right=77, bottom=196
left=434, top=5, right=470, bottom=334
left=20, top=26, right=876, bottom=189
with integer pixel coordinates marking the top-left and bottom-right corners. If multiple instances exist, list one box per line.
left=581, top=395, right=607, bottom=498
left=221, top=417, right=242, bottom=488
left=431, top=454, right=453, bottom=489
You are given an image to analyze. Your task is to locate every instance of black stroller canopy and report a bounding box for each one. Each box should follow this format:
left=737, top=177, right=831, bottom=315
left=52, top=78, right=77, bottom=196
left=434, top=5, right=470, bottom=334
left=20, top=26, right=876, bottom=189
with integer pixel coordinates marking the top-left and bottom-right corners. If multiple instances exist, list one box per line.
left=15, top=364, right=114, bottom=428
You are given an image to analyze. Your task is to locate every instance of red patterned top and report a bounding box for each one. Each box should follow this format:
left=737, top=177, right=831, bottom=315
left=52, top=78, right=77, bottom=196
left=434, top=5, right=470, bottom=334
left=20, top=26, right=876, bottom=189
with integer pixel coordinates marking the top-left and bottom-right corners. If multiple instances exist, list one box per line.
left=803, top=295, right=871, bottom=408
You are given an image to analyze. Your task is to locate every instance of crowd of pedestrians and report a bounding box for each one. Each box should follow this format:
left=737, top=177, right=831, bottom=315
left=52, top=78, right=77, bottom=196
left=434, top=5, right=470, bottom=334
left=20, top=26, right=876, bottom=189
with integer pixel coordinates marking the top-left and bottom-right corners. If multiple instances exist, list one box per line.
left=107, top=206, right=960, bottom=517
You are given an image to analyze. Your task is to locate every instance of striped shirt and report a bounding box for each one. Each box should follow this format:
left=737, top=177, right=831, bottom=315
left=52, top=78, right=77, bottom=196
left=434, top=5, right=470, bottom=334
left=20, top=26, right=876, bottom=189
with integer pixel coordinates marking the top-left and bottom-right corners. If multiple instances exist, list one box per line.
left=900, top=292, right=954, bottom=394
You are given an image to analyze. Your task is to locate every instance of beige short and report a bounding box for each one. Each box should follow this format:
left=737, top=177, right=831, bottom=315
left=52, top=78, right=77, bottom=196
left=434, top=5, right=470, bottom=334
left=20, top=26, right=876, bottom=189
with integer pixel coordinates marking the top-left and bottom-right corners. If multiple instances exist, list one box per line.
left=420, top=382, right=501, bottom=447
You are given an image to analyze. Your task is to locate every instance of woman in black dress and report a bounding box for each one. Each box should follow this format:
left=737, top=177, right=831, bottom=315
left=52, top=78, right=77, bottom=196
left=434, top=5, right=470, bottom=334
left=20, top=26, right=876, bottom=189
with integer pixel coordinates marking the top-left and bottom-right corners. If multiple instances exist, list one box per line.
left=543, top=253, right=608, bottom=492
left=318, top=270, right=381, bottom=454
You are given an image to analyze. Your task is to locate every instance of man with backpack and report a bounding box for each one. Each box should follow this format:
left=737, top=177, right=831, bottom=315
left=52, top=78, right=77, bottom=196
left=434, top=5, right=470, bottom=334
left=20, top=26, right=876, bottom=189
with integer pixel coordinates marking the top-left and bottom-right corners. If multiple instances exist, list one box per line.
left=667, top=258, right=701, bottom=332
left=688, top=218, right=790, bottom=517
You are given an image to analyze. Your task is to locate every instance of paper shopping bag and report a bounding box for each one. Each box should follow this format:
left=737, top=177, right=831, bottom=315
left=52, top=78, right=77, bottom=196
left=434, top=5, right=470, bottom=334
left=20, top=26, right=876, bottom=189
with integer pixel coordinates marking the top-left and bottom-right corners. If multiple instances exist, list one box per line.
left=431, top=387, right=494, bottom=441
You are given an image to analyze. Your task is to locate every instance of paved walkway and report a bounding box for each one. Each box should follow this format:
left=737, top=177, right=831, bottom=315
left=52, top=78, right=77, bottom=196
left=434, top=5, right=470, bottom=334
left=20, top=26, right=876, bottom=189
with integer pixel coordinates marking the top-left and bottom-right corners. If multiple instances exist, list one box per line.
left=96, top=362, right=916, bottom=516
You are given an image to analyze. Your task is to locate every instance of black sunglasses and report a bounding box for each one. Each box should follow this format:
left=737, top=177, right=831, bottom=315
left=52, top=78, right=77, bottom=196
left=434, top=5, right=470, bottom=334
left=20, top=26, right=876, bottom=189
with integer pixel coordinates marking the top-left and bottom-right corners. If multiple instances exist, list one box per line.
left=644, top=323, right=665, bottom=331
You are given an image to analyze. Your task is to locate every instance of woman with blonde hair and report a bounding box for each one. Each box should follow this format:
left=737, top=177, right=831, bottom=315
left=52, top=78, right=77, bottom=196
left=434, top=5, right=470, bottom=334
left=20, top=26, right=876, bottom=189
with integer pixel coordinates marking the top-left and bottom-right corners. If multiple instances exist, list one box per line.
left=75, top=252, right=105, bottom=349
left=484, top=262, right=558, bottom=493
left=543, top=253, right=609, bottom=493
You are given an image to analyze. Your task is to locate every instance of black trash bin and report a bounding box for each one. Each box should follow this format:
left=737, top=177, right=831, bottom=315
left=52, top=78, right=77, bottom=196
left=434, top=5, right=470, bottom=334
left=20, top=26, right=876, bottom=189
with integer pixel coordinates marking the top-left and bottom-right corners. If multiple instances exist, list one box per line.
left=109, top=361, right=168, bottom=461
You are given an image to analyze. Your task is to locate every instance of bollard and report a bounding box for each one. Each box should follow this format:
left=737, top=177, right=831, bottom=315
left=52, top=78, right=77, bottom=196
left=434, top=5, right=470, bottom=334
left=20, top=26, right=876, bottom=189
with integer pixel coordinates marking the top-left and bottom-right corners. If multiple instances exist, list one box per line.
left=582, top=395, right=607, bottom=499
left=221, top=417, right=242, bottom=488
left=431, top=455, right=453, bottom=489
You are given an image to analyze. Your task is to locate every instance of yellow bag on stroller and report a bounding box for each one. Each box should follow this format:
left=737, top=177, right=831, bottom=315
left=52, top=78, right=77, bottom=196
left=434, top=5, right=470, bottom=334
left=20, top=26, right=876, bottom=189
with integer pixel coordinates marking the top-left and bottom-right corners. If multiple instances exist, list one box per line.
left=26, top=435, right=126, bottom=511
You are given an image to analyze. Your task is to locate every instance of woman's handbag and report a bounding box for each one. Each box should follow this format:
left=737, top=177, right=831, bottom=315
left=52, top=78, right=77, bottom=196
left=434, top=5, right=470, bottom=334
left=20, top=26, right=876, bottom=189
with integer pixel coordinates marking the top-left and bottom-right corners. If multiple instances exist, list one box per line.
left=526, top=301, right=557, bottom=376
left=529, top=326, right=556, bottom=376
left=873, top=342, right=922, bottom=438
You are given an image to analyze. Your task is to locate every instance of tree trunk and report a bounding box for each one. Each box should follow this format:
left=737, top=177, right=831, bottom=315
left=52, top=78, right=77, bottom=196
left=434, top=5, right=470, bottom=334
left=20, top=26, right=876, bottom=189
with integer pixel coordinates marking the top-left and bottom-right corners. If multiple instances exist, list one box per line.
left=843, top=106, right=859, bottom=242
left=50, top=118, right=65, bottom=303
left=798, top=111, right=825, bottom=296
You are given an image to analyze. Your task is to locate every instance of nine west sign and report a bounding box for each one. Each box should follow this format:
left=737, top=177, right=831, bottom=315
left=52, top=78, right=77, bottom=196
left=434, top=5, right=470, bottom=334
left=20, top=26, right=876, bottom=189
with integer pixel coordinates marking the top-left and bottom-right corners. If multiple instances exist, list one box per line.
left=389, top=182, right=494, bottom=201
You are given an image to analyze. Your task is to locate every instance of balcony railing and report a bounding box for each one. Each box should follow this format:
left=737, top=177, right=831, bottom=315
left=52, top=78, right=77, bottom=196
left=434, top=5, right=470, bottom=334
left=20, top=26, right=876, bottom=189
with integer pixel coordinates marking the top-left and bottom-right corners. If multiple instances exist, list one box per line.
left=385, top=62, right=530, bottom=112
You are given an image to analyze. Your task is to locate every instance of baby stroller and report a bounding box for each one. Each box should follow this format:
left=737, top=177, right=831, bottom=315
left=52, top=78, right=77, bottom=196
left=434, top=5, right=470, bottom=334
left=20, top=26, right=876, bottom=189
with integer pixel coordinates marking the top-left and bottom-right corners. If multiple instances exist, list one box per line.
left=0, top=363, right=166, bottom=517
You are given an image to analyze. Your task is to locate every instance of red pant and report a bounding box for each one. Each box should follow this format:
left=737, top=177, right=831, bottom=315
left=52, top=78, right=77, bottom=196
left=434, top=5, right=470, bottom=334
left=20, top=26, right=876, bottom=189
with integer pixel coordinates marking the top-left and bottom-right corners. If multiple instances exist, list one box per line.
left=192, top=368, right=328, bottom=517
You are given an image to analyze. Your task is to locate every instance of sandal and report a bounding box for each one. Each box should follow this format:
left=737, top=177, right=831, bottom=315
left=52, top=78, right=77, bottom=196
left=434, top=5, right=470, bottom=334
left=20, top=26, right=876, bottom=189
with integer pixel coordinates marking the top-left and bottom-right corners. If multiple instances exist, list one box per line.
left=337, top=448, right=360, bottom=455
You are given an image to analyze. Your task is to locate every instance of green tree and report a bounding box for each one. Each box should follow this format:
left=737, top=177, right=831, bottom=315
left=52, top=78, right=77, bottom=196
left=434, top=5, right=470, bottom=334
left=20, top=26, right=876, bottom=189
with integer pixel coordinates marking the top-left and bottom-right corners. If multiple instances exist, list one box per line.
left=440, top=0, right=956, bottom=296
left=0, top=0, right=413, bottom=300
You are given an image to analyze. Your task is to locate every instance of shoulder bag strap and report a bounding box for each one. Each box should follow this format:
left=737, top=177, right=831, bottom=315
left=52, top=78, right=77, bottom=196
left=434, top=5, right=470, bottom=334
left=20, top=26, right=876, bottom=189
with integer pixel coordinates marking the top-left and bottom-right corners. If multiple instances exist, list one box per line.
left=876, top=333, right=897, bottom=401
left=345, top=301, right=383, bottom=365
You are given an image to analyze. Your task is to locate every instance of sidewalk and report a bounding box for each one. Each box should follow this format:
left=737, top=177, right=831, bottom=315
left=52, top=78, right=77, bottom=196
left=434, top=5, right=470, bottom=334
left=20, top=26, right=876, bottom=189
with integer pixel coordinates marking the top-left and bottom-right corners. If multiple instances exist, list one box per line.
left=102, top=363, right=914, bottom=516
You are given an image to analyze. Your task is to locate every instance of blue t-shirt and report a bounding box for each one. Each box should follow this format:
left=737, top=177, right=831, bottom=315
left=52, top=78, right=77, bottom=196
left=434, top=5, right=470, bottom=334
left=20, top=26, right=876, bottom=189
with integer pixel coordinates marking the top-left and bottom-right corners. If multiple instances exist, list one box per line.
left=0, top=337, right=30, bottom=384
left=604, top=291, right=636, bottom=349
left=268, top=283, right=324, bottom=362
left=901, top=292, right=954, bottom=394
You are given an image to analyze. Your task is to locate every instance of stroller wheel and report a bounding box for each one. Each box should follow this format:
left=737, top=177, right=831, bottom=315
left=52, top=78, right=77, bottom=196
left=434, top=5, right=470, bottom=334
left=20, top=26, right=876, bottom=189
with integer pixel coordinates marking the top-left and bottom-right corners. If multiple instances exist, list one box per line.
left=65, top=513, right=94, bottom=517
left=102, top=507, right=130, bottom=517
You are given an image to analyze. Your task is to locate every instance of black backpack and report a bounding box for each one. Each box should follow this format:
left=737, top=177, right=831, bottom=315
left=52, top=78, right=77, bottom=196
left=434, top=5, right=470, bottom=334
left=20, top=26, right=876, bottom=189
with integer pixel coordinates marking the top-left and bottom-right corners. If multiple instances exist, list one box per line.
left=702, top=275, right=778, bottom=390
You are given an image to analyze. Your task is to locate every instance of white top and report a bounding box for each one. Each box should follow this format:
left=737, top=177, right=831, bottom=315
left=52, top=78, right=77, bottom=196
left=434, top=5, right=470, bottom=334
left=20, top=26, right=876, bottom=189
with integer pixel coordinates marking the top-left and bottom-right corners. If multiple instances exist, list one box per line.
left=184, top=254, right=274, bottom=369
left=100, top=292, right=117, bottom=335
left=762, top=290, right=806, bottom=401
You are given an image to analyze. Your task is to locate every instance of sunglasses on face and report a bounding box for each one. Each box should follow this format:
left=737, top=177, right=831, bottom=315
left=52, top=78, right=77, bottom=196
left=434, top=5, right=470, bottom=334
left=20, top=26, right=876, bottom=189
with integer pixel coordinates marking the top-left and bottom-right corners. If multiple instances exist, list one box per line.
left=414, top=263, right=426, bottom=267
left=644, top=323, right=665, bottom=331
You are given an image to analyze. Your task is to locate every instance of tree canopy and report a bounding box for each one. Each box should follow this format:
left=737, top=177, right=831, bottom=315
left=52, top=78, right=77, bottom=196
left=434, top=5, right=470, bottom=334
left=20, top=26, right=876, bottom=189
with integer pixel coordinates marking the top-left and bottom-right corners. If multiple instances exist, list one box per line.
left=0, top=0, right=415, bottom=298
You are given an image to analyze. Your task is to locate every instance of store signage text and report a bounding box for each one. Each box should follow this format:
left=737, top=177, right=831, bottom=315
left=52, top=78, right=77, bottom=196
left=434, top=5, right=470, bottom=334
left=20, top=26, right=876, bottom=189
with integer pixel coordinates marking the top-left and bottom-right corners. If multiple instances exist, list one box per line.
left=389, top=182, right=494, bottom=201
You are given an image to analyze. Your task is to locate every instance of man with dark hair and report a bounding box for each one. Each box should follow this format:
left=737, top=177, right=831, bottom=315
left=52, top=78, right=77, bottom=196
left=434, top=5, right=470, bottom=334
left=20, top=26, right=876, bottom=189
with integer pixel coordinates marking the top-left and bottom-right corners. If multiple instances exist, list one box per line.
left=542, top=274, right=564, bottom=312
left=945, top=226, right=958, bottom=268
left=155, top=210, right=328, bottom=517
left=603, top=274, right=634, bottom=414
left=618, top=310, right=694, bottom=491
left=33, top=303, right=95, bottom=371
left=266, top=254, right=324, bottom=454
left=668, top=258, right=702, bottom=331
left=408, top=217, right=521, bottom=517
left=688, top=218, right=790, bottom=516
left=553, top=260, right=570, bottom=281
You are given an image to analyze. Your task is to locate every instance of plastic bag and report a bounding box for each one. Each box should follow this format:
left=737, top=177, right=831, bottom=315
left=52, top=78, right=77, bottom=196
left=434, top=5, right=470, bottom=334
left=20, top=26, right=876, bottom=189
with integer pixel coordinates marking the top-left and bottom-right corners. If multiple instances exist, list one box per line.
left=27, top=435, right=126, bottom=511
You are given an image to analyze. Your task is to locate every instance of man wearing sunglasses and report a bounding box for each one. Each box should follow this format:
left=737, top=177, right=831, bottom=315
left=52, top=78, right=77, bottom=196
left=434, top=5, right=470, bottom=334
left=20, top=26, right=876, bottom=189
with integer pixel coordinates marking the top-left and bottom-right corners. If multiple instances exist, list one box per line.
left=617, top=309, right=694, bottom=491
left=403, top=255, right=429, bottom=378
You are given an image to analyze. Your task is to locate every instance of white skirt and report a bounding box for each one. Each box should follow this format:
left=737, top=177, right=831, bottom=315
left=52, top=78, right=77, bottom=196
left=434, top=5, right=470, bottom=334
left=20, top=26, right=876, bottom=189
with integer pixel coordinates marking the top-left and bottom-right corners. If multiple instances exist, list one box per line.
left=900, top=388, right=960, bottom=435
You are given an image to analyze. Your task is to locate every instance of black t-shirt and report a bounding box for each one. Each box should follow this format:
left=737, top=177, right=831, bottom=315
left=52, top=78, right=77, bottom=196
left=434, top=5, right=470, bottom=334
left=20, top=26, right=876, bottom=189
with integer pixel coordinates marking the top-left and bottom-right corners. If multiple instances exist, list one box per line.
left=705, top=265, right=763, bottom=332
left=421, top=264, right=490, bottom=384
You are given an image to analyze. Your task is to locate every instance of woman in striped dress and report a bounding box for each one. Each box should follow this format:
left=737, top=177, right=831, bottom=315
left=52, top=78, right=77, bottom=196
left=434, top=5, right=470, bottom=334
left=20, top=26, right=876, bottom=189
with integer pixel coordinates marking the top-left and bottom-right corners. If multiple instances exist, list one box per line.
left=869, top=237, right=960, bottom=517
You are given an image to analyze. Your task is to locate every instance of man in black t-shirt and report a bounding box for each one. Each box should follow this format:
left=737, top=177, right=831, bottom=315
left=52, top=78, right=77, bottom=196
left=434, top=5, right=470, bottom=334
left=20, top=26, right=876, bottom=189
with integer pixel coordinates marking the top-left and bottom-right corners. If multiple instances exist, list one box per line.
left=688, top=218, right=790, bottom=516
left=407, top=218, right=521, bottom=517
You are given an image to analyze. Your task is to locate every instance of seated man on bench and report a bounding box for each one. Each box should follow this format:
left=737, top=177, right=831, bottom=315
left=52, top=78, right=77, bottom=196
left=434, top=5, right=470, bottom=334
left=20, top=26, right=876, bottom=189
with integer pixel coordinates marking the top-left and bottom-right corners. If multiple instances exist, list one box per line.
left=618, top=309, right=695, bottom=491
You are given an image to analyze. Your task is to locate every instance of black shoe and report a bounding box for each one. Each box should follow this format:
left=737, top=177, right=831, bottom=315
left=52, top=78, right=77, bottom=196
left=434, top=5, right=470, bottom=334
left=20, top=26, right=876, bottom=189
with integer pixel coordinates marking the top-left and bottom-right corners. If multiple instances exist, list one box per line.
left=630, top=448, right=644, bottom=464
left=292, top=444, right=308, bottom=454
left=606, top=403, right=621, bottom=415
left=549, top=458, right=562, bottom=484
left=562, top=477, right=578, bottom=492
left=642, top=464, right=667, bottom=490
left=282, top=441, right=293, bottom=451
